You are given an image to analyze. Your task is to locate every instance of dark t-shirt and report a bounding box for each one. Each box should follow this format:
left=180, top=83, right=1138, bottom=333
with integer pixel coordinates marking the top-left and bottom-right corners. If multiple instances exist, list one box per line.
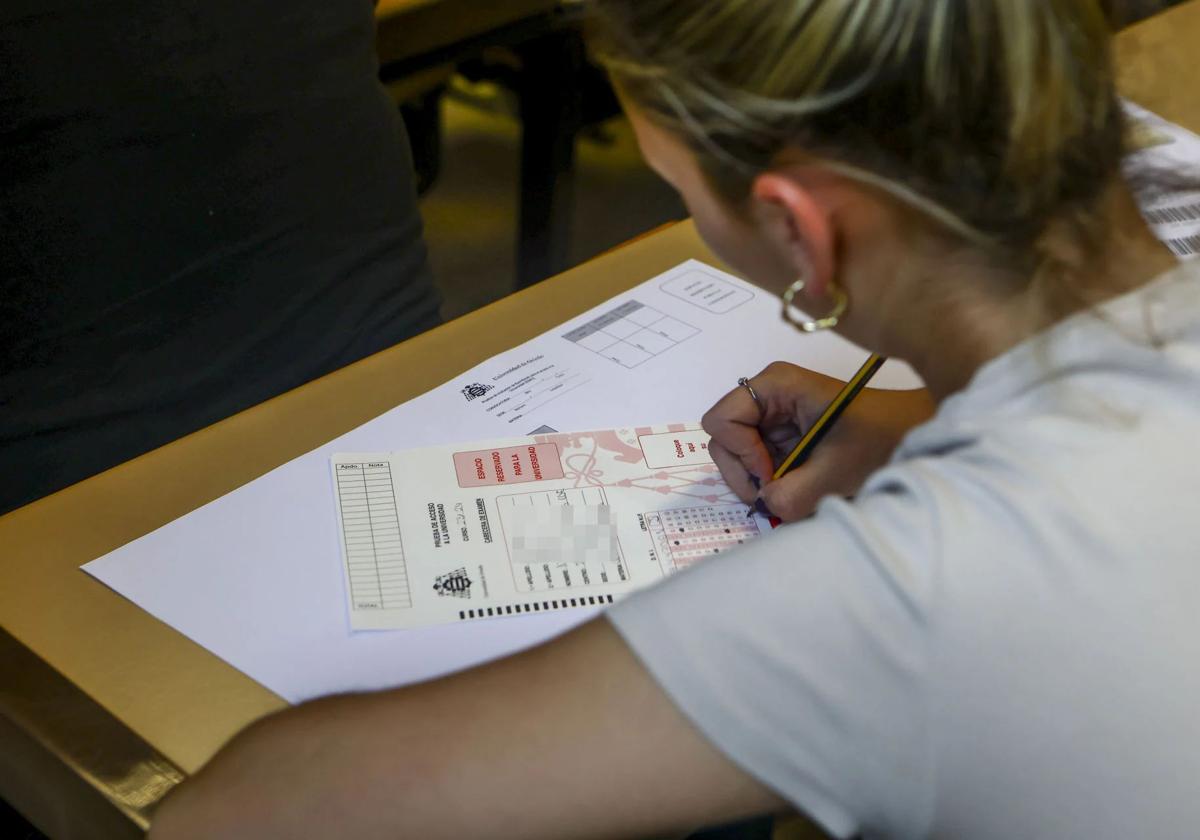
left=0, top=0, right=440, bottom=514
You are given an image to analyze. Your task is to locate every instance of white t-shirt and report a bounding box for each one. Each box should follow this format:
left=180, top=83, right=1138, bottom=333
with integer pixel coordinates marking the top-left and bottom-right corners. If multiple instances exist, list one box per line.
left=607, top=260, right=1200, bottom=840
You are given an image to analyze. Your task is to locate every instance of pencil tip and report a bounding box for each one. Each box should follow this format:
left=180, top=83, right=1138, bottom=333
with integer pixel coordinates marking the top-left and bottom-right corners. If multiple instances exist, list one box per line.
left=748, top=497, right=774, bottom=519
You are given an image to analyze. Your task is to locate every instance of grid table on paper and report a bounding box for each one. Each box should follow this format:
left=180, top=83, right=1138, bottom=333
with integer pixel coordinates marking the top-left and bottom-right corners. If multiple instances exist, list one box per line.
left=561, top=300, right=700, bottom=368
left=335, top=463, right=412, bottom=610
left=653, top=505, right=760, bottom=569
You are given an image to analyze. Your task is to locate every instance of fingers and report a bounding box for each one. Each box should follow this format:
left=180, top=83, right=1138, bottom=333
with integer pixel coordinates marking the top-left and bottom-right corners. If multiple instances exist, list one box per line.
left=705, top=362, right=892, bottom=520
left=703, top=362, right=839, bottom=488
left=707, top=439, right=761, bottom=504
left=701, top=385, right=776, bottom=488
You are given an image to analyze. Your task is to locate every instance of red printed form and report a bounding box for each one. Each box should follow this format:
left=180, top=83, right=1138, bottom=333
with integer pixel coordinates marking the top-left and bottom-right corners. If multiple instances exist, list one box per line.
left=331, top=425, right=765, bottom=630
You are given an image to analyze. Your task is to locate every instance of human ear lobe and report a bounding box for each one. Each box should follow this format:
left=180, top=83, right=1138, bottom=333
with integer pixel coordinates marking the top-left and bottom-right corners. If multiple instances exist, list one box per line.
left=750, top=172, right=837, bottom=300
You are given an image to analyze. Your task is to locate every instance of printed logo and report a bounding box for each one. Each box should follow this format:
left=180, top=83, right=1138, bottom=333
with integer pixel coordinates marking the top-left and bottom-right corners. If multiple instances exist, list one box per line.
left=461, top=382, right=493, bottom=402
left=433, top=568, right=473, bottom=598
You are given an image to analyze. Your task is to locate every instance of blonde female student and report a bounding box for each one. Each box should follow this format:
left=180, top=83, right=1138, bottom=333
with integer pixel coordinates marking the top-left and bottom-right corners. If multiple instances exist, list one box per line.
left=152, top=2, right=1199, bottom=838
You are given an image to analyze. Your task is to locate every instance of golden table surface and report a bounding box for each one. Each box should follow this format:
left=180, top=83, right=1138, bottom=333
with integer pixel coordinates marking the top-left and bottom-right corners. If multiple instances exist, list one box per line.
left=2, top=3, right=1199, bottom=835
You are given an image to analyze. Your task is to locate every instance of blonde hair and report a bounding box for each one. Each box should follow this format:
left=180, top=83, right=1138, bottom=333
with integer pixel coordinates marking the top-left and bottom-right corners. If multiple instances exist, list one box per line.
left=590, top=0, right=1126, bottom=273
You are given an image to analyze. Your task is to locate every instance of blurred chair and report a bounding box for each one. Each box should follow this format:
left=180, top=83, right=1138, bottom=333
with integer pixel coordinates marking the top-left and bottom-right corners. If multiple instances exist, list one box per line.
left=376, top=0, right=623, bottom=289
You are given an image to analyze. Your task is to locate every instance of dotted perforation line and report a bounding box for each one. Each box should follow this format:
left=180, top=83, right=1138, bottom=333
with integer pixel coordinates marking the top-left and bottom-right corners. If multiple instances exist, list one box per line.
left=459, top=594, right=615, bottom=621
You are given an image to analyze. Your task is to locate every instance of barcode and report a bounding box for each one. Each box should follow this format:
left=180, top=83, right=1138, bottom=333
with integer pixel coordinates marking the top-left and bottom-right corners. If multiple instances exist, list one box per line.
left=1166, top=233, right=1200, bottom=257
left=1144, top=201, right=1200, bottom=226
left=458, top=594, right=614, bottom=621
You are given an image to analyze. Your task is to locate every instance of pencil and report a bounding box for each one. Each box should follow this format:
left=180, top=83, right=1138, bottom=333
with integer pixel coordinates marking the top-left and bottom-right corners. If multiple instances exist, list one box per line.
left=749, top=353, right=887, bottom=517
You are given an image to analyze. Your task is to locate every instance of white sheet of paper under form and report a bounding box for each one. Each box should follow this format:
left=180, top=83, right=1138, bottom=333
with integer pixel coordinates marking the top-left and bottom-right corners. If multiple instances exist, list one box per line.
left=83, top=259, right=922, bottom=703
left=83, top=104, right=1200, bottom=705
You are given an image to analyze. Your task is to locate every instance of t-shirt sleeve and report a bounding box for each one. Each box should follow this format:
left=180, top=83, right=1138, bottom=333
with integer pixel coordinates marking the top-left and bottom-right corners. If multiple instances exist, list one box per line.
left=606, top=469, right=941, bottom=838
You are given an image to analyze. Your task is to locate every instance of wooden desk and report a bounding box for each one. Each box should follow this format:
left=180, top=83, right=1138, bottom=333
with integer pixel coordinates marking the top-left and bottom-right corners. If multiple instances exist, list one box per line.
left=1114, top=0, right=1200, bottom=129
left=2, top=3, right=1199, bottom=836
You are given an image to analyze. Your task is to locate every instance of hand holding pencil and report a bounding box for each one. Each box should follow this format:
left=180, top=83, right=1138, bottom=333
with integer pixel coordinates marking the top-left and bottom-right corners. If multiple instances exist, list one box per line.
left=701, top=359, right=936, bottom=523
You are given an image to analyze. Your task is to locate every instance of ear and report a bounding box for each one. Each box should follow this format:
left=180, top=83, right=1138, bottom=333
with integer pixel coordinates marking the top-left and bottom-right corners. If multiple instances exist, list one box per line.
left=750, top=172, right=836, bottom=300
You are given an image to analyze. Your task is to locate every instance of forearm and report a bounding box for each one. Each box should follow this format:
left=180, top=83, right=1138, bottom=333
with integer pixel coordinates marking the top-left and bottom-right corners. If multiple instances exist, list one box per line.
left=149, top=692, right=401, bottom=839
left=150, top=619, right=784, bottom=839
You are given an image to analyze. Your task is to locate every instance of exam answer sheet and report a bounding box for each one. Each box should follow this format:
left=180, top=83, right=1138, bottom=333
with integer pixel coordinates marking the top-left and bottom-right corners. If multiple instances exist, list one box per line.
left=84, top=104, right=1200, bottom=704
left=332, top=425, right=763, bottom=631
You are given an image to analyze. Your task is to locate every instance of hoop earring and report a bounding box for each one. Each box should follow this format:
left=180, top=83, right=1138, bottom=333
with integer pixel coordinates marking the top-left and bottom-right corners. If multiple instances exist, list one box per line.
left=781, top=276, right=849, bottom=333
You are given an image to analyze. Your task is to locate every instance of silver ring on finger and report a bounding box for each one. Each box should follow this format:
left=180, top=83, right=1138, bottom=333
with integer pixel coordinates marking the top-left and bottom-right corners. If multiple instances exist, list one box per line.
left=737, top=376, right=764, bottom=419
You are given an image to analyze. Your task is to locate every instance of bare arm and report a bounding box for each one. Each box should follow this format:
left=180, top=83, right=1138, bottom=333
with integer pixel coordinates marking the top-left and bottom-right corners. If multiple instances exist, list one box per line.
left=149, top=618, right=786, bottom=839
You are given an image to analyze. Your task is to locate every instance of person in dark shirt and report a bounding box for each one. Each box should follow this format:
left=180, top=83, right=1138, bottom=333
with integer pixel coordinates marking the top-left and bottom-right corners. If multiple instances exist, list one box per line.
left=0, top=0, right=441, bottom=514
